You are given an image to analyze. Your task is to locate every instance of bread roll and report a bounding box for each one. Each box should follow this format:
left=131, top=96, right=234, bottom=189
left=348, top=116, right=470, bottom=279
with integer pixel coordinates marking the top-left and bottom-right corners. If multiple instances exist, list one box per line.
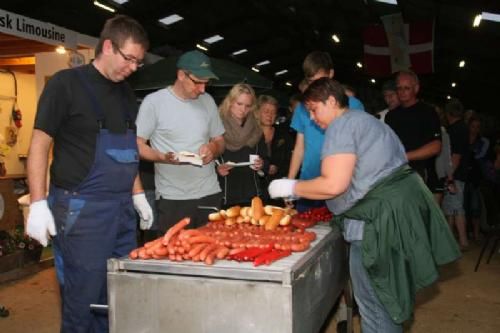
left=258, top=215, right=271, bottom=226
left=208, top=212, right=222, bottom=221
left=225, top=205, right=241, bottom=218
left=251, top=197, right=264, bottom=220
left=265, top=210, right=284, bottom=230
left=279, top=214, right=291, bottom=226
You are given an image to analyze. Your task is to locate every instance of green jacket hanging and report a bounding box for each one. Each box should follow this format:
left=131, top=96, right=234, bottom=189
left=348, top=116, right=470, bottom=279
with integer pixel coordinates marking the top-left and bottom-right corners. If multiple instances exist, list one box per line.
left=336, top=165, right=461, bottom=324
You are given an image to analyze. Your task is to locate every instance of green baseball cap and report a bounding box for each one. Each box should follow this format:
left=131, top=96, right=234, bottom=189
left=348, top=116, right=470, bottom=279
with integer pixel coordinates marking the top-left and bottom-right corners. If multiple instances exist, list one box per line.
left=177, top=50, right=219, bottom=80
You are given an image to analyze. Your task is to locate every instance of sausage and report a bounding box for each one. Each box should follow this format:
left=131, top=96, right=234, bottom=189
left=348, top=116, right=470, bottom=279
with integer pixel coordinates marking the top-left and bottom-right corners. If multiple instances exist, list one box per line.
left=187, top=235, right=216, bottom=245
left=162, top=217, right=190, bottom=245
left=178, top=229, right=203, bottom=240
left=188, top=243, right=208, bottom=257
left=181, top=240, right=192, bottom=251
left=138, top=247, right=151, bottom=259
left=129, top=248, right=139, bottom=259
left=291, top=241, right=310, bottom=252
left=154, top=246, right=169, bottom=256
left=146, top=239, right=167, bottom=255
left=152, top=253, right=168, bottom=260
left=205, top=252, right=216, bottom=265
left=144, top=238, right=162, bottom=248
left=216, top=246, right=230, bottom=259
left=228, top=247, right=246, bottom=256
left=199, top=243, right=218, bottom=261
left=167, top=234, right=180, bottom=255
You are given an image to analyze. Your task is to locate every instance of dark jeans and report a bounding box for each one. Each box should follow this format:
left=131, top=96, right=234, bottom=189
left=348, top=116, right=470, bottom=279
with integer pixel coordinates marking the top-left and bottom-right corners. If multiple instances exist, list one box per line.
left=157, top=192, right=222, bottom=233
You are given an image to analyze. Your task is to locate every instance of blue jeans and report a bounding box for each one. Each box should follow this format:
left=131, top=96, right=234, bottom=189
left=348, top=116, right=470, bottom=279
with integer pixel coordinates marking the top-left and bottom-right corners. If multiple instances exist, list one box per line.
left=350, top=241, right=403, bottom=333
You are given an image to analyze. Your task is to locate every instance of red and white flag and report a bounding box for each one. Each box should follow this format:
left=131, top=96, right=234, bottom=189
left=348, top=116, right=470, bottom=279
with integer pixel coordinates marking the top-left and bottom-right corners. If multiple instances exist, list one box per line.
left=363, top=14, right=434, bottom=77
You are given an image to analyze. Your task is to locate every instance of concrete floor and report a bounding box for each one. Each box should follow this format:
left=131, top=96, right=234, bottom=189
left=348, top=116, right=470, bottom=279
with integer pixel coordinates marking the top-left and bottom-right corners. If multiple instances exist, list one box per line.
left=0, top=241, right=499, bottom=333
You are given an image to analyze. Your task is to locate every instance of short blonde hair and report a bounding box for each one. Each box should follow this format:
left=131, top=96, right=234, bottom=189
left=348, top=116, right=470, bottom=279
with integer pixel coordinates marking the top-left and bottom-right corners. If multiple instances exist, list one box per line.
left=219, top=83, right=257, bottom=117
left=255, top=95, right=279, bottom=120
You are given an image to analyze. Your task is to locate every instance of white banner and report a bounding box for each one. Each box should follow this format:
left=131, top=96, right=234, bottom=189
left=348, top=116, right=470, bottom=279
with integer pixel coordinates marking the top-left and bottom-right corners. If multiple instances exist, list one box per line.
left=0, top=8, right=77, bottom=49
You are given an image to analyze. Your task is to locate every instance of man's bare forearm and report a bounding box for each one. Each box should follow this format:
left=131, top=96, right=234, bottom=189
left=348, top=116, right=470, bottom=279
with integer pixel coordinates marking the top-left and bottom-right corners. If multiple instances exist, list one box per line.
left=27, top=129, right=52, bottom=202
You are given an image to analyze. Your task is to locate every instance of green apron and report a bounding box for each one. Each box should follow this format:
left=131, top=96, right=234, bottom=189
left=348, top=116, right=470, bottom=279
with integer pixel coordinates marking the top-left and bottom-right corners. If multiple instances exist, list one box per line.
left=336, top=165, right=461, bottom=323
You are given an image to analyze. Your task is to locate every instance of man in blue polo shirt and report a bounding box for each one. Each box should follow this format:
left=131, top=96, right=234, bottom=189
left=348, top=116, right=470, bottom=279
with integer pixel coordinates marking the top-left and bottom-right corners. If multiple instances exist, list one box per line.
left=287, top=51, right=364, bottom=212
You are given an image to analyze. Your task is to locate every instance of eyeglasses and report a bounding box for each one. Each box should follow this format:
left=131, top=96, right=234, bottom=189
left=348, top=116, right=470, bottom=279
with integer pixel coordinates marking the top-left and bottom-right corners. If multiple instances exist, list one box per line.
left=183, top=71, right=210, bottom=86
left=112, top=41, right=144, bottom=68
left=397, top=86, right=413, bottom=91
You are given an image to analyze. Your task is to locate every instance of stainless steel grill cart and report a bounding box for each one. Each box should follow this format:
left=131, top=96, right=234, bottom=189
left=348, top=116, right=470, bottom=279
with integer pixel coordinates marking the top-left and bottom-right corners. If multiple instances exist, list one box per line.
left=107, top=224, right=347, bottom=333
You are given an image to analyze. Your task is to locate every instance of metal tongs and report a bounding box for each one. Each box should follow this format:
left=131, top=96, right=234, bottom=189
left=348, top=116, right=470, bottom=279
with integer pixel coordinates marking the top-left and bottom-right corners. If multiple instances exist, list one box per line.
left=197, top=206, right=219, bottom=211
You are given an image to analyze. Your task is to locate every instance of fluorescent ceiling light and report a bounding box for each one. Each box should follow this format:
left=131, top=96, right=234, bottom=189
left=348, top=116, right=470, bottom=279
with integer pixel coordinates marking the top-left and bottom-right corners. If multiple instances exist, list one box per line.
left=275, top=69, right=288, bottom=76
left=482, top=12, right=500, bottom=22
left=55, top=46, right=66, bottom=54
left=285, top=82, right=292, bottom=87
left=459, top=60, right=465, bottom=68
left=196, top=44, right=208, bottom=51
left=232, top=49, right=247, bottom=55
left=473, top=14, right=482, bottom=27
left=332, top=34, right=340, bottom=43
left=356, top=62, right=363, bottom=68
left=374, top=0, right=398, bottom=5
left=256, top=60, right=270, bottom=66
left=159, top=14, right=184, bottom=26
left=251, top=67, right=260, bottom=72
left=204, top=35, right=224, bottom=44
left=93, top=1, right=115, bottom=13
left=111, top=0, right=128, bottom=4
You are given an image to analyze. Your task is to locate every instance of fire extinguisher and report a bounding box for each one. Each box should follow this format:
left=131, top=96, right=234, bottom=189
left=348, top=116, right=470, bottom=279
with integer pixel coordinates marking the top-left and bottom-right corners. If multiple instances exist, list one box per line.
left=12, top=103, right=22, bottom=128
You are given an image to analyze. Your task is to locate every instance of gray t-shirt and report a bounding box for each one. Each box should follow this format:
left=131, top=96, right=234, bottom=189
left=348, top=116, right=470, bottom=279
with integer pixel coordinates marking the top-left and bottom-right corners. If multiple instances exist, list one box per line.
left=136, top=87, right=225, bottom=200
left=321, top=109, right=407, bottom=240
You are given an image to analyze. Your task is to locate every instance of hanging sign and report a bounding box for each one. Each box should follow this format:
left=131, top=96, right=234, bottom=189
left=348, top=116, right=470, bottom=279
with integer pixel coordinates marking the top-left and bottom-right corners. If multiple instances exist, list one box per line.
left=0, top=8, right=77, bottom=49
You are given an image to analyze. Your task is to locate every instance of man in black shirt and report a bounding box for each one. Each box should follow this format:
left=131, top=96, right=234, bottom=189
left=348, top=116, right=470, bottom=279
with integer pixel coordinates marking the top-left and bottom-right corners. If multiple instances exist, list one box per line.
left=385, top=70, right=442, bottom=193
left=26, top=15, right=152, bottom=332
left=442, top=98, right=470, bottom=250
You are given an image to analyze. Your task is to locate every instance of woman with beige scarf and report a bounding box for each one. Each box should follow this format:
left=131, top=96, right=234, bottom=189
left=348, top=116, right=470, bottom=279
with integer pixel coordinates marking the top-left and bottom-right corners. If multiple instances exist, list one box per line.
left=217, top=83, right=268, bottom=207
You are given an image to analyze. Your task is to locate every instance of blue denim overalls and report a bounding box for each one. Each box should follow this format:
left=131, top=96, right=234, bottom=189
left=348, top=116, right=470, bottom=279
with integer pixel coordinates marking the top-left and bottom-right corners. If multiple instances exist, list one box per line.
left=49, top=67, right=138, bottom=333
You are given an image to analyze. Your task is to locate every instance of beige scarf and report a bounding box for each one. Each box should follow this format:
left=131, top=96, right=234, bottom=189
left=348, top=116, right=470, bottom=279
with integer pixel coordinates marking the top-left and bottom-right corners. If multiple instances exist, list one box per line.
left=222, top=113, right=262, bottom=152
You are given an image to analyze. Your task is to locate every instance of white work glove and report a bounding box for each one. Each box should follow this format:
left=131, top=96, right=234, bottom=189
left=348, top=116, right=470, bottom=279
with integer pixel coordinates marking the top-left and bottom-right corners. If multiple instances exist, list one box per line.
left=268, top=179, right=298, bottom=199
left=26, top=200, right=57, bottom=247
left=133, top=193, right=154, bottom=230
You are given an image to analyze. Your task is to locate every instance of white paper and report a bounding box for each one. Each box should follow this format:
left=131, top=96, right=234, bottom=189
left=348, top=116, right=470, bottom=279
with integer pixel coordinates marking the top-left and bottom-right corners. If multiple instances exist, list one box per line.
left=176, top=151, right=203, bottom=166
left=226, top=161, right=252, bottom=167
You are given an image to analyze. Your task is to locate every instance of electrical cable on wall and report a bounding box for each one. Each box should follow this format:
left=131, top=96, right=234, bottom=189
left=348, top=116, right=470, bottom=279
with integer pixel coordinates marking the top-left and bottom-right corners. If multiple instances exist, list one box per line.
left=0, top=69, right=21, bottom=147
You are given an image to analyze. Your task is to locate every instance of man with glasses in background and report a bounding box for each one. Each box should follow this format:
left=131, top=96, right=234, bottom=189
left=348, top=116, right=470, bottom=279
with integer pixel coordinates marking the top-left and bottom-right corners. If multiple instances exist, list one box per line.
left=385, top=70, right=442, bottom=194
left=26, top=15, right=152, bottom=332
left=136, top=50, right=225, bottom=232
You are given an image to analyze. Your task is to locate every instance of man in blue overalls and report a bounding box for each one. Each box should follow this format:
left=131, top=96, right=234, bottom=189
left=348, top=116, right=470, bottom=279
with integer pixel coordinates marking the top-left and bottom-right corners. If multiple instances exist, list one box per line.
left=26, top=15, right=152, bottom=333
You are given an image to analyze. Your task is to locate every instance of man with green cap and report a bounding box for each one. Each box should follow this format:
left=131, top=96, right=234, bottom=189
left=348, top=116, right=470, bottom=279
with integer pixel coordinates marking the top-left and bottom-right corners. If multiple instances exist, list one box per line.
left=136, top=50, right=225, bottom=232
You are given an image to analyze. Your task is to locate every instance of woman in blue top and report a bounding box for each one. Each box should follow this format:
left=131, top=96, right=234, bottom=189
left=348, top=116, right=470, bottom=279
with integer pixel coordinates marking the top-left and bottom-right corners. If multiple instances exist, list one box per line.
left=269, top=78, right=460, bottom=333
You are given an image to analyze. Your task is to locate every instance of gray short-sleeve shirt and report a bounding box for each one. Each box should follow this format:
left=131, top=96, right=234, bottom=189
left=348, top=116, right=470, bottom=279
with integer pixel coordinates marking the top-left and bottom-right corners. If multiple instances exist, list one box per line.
left=136, top=87, right=225, bottom=200
left=321, top=110, right=407, bottom=240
